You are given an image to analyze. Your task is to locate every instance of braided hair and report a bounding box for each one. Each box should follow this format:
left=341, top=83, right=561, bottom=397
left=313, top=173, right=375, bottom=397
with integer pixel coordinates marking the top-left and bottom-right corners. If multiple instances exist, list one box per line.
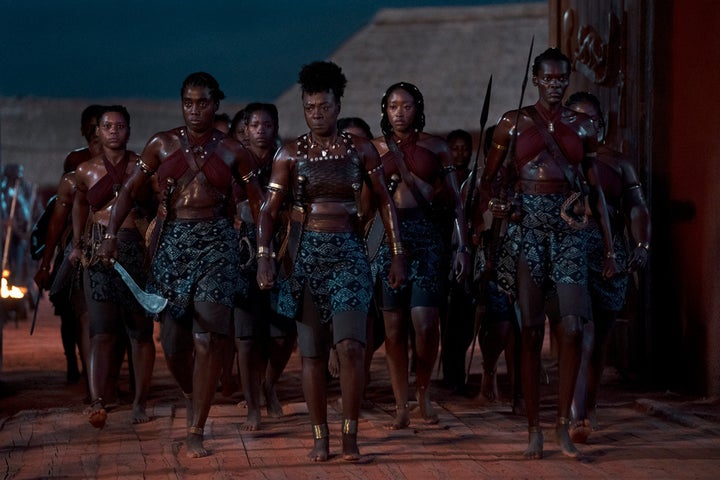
left=180, top=72, right=225, bottom=102
left=380, top=82, right=425, bottom=136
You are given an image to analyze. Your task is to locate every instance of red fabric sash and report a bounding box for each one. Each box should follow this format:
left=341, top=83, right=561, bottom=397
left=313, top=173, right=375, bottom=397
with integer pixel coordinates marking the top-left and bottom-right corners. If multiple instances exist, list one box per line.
left=86, top=152, right=130, bottom=211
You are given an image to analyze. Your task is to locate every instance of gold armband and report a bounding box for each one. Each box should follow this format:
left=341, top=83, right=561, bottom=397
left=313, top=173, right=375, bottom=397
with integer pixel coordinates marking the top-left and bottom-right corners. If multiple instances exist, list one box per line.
left=240, top=170, right=257, bottom=184
left=390, top=242, right=406, bottom=256
left=492, top=141, right=507, bottom=151
left=137, top=158, right=154, bottom=175
left=267, top=182, right=287, bottom=194
left=257, top=246, right=272, bottom=258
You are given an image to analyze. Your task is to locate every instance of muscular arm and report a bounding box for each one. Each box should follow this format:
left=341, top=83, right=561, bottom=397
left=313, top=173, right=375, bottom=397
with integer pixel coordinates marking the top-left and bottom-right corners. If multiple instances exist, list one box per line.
left=229, top=141, right=265, bottom=224
left=358, top=138, right=406, bottom=289
left=96, top=136, right=160, bottom=262
left=69, top=164, right=91, bottom=264
left=34, top=174, right=75, bottom=288
left=621, top=160, right=651, bottom=271
left=432, top=136, right=471, bottom=282
left=580, top=124, right=617, bottom=278
left=479, top=113, right=514, bottom=211
left=256, top=148, right=292, bottom=290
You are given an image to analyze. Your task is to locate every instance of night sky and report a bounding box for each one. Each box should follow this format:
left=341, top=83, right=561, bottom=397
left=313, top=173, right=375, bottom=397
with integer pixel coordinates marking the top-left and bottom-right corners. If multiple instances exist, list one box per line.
left=0, top=0, right=540, bottom=102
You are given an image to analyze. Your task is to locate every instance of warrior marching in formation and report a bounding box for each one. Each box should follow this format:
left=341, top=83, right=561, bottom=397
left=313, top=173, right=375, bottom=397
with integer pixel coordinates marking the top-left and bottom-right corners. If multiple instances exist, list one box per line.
left=22, top=49, right=650, bottom=461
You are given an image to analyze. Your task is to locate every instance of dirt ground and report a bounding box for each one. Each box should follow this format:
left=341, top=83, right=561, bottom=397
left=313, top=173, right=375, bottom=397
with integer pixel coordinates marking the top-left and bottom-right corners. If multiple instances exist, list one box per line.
left=2, top=294, right=718, bottom=425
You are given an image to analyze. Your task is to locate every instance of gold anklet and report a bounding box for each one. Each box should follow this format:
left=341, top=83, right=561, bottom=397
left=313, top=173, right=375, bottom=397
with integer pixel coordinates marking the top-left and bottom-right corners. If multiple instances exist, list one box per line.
left=312, top=423, right=329, bottom=440
left=557, top=416, right=571, bottom=426
left=342, top=419, right=358, bottom=435
left=189, top=426, right=203, bottom=435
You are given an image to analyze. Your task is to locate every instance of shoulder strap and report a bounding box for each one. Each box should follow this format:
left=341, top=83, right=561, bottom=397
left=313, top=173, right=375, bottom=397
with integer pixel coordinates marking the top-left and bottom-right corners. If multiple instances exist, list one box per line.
left=384, top=133, right=433, bottom=213
left=526, top=106, right=581, bottom=190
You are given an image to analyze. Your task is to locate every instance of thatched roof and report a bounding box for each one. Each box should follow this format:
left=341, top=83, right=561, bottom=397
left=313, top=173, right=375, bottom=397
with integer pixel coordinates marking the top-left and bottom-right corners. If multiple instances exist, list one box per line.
left=274, top=3, right=548, bottom=140
left=0, top=3, right=547, bottom=189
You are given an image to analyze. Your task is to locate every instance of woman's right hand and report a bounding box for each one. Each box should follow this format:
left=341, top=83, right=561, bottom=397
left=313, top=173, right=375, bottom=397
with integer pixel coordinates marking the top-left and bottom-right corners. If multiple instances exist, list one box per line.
left=256, top=256, right=275, bottom=290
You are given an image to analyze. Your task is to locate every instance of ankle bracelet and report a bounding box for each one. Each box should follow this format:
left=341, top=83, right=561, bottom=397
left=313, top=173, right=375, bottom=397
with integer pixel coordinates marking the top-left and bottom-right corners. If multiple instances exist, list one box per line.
left=189, top=426, right=203, bottom=436
left=342, top=418, right=358, bottom=435
left=312, top=423, right=329, bottom=440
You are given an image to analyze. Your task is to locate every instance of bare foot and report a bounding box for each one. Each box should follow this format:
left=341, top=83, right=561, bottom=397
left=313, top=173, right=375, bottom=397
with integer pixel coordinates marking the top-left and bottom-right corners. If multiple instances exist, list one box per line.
left=523, top=428, right=543, bottom=459
left=384, top=404, right=410, bottom=430
left=569, top=419, right=592, bottom=444
left=342, top=433, right=360, bottom=461
left=88, top=398, right=107, bottom=429
left=132, top=404, right=151, bottom=424
left=477, top=370, right=498, bottom=405
left=328, top=347, right=340, bottom=379
left=240, top=410, right=261, bottom=431
left=417, top=388, right=439, bottom=424
left=264, top=382, right=284, bottom=418
left=308, top=437, right=329, bottom=462
left=186, top=431, right=208, bottom=458
left=556, top=421, right=581, bottom=458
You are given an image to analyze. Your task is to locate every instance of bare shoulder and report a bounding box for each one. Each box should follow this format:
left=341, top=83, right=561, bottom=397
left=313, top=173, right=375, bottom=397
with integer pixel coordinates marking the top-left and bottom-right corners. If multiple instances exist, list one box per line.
left=417, top=132, right=448, bottom=154
left=371, top=136, right=389, bottom=156
left=562, top=107, right=595, bottom=137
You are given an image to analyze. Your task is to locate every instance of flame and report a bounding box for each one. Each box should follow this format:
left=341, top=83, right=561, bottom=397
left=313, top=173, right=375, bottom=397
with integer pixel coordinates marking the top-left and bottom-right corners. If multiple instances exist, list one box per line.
left=1, top=270, right=27, bottom=299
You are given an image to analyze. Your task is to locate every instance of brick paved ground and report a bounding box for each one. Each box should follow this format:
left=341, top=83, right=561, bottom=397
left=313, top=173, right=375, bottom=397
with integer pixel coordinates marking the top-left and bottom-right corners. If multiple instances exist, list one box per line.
left=1, top=300, right=719, bottom=479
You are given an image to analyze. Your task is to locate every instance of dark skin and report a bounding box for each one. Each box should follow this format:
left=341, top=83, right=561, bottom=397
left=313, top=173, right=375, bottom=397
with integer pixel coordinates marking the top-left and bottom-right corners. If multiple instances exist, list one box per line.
left=372, top=87, right=471, bottom=429
left=97, top=85, right=264, bottom=458
left=69, top=111, right=156, bottom=427
left=566, top=99, right=650, bottom=442
left=480, top=59, right=618, bottom=460
left=34, top=113, right=102, bottom=389
left=256, top=89, right=406, bottom=462
left=234, top=108, right=294, bottom=431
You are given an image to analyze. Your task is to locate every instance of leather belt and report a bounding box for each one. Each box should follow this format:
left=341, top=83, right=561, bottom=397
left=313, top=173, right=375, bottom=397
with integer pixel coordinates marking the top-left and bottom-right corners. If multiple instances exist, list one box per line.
left=519, top=180, right=570, bottom=195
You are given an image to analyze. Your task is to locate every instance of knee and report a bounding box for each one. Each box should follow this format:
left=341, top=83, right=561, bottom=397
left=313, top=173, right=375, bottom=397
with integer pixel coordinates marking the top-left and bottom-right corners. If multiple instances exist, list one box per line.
left=560, top=315, right=584, bottom=336
left=521, top=325, right=545, bottom=350
left=335, top=338, right=364, bottom=361
left=194, top=332, right=226, bottom=355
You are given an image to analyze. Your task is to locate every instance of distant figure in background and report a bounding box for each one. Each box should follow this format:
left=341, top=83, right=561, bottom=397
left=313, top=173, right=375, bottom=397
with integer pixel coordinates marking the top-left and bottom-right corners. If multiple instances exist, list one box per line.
left=439, top=129, right=474, bottom=393
left=230, top=108, right=250, bottom=147
left=233, top=102, right=296, bottom=431
left=214, top=113, right=231, bottom=134
left=337, top=116, right=373, bottom=141
left=1, top=164, right=41, bottom=290
left=34, top=104, right=104, bottom=385
left=564, top=91, right=651, bottom=444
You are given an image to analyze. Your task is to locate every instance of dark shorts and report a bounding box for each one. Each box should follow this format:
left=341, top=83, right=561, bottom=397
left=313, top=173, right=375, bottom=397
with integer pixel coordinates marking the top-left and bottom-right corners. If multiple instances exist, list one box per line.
left=497, top=194, right=589, bottom=293
left=295, top=285, right=367, bottom=358
left=587, top=224, right=629, bottom=314
left=497, top=194, right=590, bottom=321
left=150, top=217, right=241, bottom=335
left=234, top=283, right=297, bottom=339
left=372, top=212, right=444, bottom=309
left=277, top=231, right=373, bottom=325
left=84, top=228, right=153, bottom=341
